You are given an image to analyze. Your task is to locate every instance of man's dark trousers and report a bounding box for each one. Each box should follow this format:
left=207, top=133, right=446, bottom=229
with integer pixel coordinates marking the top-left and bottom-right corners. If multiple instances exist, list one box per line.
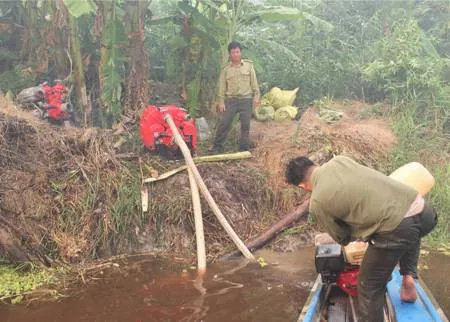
left=213, top=98, right=252, bottom=151
left=357, top=203, right=438, bottom=322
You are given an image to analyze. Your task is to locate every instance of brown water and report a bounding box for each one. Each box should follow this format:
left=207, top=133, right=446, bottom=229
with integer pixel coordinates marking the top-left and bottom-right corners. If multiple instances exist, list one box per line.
left=0, top=248, right=317, bottom=322
left=420, top=251, right=450, bottom=317
left=1, top=248, right=448, bottom=321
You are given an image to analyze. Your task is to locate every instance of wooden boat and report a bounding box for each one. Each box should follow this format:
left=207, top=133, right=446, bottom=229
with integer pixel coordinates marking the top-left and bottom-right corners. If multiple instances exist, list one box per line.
left=299, top=166, right=445, bottom=321
left=298, top=267, right=449, bottom=322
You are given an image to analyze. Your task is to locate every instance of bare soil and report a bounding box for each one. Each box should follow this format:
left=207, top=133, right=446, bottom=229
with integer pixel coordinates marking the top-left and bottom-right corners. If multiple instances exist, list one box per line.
left=247, top=105, right=396, bottom=189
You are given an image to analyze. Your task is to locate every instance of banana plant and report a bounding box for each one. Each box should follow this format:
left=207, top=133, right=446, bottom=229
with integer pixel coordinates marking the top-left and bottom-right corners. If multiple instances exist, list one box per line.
left=63, top=0, right=96, bottom=124
left=203, top=1, right=334, bottom=107
left=149, top=0, right=223, bottom=115
left=94, top=0, right=127, bottom=125
left=149, top=0, right=333, bottom=114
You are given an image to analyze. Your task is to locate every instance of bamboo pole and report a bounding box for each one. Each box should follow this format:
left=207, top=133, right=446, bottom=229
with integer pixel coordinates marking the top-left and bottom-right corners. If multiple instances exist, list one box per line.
left=193, top=151, right=251, bottom=162
left=188, top=167, right=206, bottom=273
left=164, top=114, right=255, bottom=260
left=143, top=151, right=252, bottom=184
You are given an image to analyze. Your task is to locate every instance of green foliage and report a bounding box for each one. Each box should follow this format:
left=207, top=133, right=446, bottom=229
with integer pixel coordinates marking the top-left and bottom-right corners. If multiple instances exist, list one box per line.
left=415, top=0, right=450, bottom=57
left=428, top=163, right=450, bottom=244
left=147, top=21, right=181, bottom=81
left=0, top=66, right=35, bottom=94
left=252, top=6, right=333, bottom=32
left=109, top=169, right=142, bottom=250
left=186, top=77, right=201, bottom=117
left=0, top=49, right=19, bottom=66
left=363, top=19, right=444, bottom=105
left=148, top=1, right=329, bottom=113
left=63, top=0, right=97, bottom=18
left=51, top=166, right=143, bottom=257
left=238, top=3, right=358, bottom=103
left=0, top=264, right=57, bottom=303
left=388, top=104, right=450, bottom=244
left=100, top=5, right=127, bottom=123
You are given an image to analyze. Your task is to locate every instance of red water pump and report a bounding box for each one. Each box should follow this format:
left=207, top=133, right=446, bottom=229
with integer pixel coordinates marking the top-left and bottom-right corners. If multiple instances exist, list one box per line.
left=41, top=82, right=71, bottom=121
left=17, top=80, right=72, bottom=123
left=139, top=105, right=197, bottom=158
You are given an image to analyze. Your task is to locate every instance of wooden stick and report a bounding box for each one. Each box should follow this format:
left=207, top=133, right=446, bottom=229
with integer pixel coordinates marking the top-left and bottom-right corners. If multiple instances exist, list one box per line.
left=143, top=165, right=187, bottom=183
left=188, top=167, right=206, bottom=273
left=141, top=186, right=149, bottom=213
left=164, top=114, right=255, bottom=260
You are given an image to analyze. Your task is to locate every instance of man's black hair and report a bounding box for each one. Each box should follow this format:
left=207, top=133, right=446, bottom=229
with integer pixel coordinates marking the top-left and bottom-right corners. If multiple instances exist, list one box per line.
left=228, top=41, right=242, bottom=53
left=285, top=156, right=315, bottom=186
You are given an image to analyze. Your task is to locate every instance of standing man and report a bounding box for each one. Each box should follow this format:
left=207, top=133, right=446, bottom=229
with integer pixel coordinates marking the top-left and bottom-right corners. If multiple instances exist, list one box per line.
left=285, top=155, right=438, bottom=322
left=210, top=41, right=260, bottom=153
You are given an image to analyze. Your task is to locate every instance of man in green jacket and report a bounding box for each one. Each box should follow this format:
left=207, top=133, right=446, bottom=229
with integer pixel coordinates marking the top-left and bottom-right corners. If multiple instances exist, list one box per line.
left=285, top=155, right=438, bottom=322
left=210, top=41, right=260, bottom=153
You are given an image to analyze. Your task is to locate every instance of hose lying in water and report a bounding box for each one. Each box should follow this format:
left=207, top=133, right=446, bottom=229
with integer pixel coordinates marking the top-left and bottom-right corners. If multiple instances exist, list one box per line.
left=164, top=114, right=255, bottom=261
left=188, top=167, right=206, bottom=273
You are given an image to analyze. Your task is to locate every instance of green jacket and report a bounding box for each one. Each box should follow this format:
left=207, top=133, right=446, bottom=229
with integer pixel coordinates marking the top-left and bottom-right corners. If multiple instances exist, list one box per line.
left=217, top=59, right=260, bottom=105
left=310, top=156, right=417, bottom=245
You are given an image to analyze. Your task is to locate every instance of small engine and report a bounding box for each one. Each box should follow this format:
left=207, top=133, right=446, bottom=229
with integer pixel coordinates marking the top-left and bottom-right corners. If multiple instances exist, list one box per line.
left=315, top=244, right=360, bottom=297
left=315, top=244, right=345, bottom=284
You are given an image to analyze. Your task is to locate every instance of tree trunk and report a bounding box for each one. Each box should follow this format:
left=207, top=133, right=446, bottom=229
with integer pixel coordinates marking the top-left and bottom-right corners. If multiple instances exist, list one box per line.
left=124, top=0, right=150, bottom=118
left=218, top=198, right=311, bottom=261
left=69, top=14, right=90, bottom=125
left=52, top=0, right=71, bottom=79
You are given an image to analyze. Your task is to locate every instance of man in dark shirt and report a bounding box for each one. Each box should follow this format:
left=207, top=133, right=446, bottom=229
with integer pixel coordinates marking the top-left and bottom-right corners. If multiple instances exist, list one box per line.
left=285, top=155, right=438, bottom=322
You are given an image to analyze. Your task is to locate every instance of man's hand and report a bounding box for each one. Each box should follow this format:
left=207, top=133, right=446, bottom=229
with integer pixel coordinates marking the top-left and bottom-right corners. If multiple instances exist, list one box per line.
left=217, top=103, right=226, bottom=113
left=252, top=97, right=260, bottom=109
left=314, top=232, right=336, bottom=245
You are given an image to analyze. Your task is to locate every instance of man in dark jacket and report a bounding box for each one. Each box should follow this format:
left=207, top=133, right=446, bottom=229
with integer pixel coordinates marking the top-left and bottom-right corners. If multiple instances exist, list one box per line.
left=285, top=155, right=438, bottom=322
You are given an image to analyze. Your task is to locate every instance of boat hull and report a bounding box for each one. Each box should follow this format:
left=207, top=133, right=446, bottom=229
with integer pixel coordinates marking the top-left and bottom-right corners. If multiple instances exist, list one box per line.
left=298, top=268, right=448, bottom=322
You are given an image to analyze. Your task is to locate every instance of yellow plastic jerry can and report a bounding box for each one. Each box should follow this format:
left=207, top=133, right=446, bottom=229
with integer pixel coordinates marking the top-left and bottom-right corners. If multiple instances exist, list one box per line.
left=389, top=162, right=435, bottom=196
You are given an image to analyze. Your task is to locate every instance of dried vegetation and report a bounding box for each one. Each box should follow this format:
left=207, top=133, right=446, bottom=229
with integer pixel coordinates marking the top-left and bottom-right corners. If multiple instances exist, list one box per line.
left=0, top=95, right=398, bottom=265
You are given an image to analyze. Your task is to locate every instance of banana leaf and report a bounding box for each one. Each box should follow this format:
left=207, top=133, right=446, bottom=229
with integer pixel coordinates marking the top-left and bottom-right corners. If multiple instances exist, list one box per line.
left=191, top=26, right=220, bottom=49
left=149, top=16, right=176, bottom=25
left=63, top=0, right=97, bottom=18
left=177, top=1, right=221, bottom=32
left=247, top=6, right=334, bottom=32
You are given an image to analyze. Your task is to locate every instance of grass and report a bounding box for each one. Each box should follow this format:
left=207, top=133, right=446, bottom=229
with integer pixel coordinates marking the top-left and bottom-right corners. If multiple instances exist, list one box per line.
left=427, top=164, right=450, bottom=245
left=388, top=104, right=449, bottom=246
left=46, top=164, right=144, bottom=259
left=109, top=167, right=143, bottom=251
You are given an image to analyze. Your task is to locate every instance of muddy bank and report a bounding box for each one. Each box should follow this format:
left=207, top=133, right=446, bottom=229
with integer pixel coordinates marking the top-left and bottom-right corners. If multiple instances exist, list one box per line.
left=0, top=98, right=397, bottom=266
